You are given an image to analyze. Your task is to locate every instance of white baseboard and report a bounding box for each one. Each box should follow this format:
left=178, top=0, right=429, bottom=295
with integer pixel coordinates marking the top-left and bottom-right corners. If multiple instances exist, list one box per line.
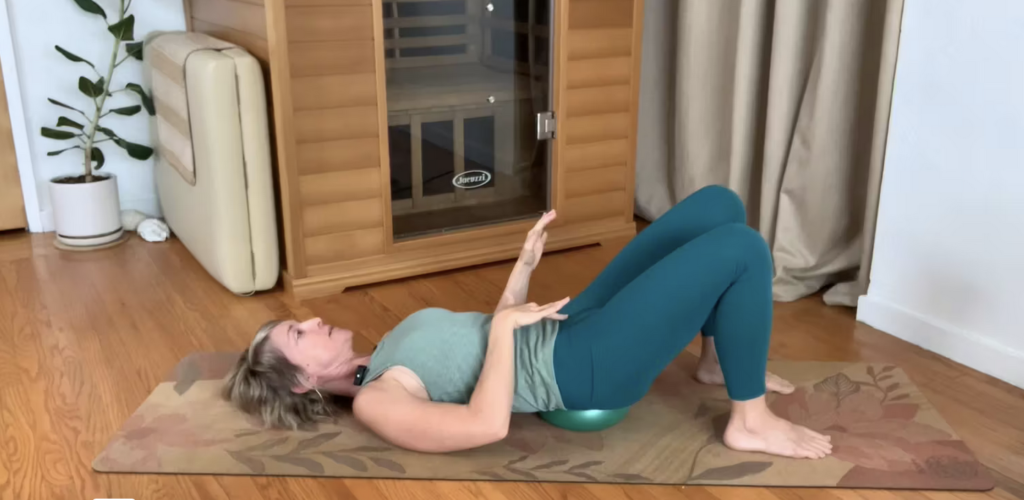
left=857, top=294, right=1024, bottom=389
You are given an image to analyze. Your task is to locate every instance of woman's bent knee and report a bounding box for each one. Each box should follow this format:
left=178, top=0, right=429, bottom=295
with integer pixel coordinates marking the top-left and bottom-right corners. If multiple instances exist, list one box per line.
left=716, top=224, right=772, bottom=268
left=690, top=185, right=746, bottom=225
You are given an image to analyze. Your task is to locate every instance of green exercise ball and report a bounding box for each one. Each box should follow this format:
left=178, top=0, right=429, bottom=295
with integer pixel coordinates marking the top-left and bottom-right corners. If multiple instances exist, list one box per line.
left=539, top=407, right=631, bottom=432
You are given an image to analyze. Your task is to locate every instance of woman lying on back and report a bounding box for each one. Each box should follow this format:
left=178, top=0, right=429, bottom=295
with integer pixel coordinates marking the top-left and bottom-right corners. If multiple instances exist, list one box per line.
left=224, top=186, right=832, bottom=459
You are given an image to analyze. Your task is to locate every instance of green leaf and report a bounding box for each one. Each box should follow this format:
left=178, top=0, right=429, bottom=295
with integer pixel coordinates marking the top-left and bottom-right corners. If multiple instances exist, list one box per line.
left=55, top=45, right=95, bottom=69
left=47, top=98, right=84, bottom=114
left=73, top=0, right=106, bottom=18
left=56, top=116, right=85, bottom=130
left=126, top=41, right=144, bottom=60
left=47, top=146, right=82, bottom=156
left=109, top=105, right=141, bottom=116
left=124, top=83, right=155, bottom=115
left=40, top=127, right=78, bottom=140
left=113, top=137, right=154, bottom=160
left=96, top=126, right=118, bottom=139
left=108, top=15, right=135, bottom=41
left=91, top=147, right=106, bottom=169
left=78, top=76, right=104, bottom=98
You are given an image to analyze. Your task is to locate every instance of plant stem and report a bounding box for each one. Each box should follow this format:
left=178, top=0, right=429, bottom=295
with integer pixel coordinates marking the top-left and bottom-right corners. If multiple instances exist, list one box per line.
left=83, top=0, right=125, bottom=182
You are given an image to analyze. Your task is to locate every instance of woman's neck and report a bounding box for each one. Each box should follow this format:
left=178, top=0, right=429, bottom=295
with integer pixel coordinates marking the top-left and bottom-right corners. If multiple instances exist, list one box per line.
left=318, top=354, right=373, bottom=397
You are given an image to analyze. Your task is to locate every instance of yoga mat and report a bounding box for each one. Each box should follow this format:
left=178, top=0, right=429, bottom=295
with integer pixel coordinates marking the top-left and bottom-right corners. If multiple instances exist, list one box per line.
left=93, top=352, right=994, bottom=490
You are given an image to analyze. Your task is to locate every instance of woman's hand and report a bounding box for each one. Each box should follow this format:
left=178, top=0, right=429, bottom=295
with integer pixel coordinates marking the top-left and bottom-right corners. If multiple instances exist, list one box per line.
left=495, top=297, right=570, bottom=329
left=518, top=210, right=556, bottom=271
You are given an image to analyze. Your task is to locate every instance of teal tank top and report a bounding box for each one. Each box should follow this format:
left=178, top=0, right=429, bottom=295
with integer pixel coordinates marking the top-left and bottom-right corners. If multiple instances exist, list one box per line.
left=362, top=308, right=565, bottom=413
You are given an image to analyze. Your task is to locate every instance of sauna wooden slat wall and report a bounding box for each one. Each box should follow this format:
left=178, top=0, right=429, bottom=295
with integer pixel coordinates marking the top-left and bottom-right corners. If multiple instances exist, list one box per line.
left=188, top=0, right=271, bottom=61
left=184, top=0, right=644, bottom=298
left=284, top=0, right=389, bottom=269
left=556, top=0, right=642, bottom=228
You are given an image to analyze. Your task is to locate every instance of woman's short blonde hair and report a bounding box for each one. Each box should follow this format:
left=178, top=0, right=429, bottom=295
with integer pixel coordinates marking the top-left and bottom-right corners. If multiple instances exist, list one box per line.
left=222, top=320, right=335, bottom=429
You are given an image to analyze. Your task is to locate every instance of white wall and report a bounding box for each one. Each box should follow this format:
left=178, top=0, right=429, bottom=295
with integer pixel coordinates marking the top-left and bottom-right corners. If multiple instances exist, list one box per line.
left=858, top=0, right=1024, bottom=389
left=6, top=0, right=185, bottom=229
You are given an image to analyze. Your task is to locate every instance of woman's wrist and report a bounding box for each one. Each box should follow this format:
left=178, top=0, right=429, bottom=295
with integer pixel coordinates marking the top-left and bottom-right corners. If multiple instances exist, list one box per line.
left=492, top=311, right=519, bottom=332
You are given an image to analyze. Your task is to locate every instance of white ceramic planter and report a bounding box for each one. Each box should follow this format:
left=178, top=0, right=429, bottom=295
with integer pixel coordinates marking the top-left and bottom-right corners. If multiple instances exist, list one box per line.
left=49, top=173, right=123, bottom=247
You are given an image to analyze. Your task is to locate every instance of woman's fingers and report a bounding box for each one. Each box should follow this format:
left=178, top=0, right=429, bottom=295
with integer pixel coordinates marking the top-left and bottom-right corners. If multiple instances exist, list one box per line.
left=531, top=211, right=557, bottom=232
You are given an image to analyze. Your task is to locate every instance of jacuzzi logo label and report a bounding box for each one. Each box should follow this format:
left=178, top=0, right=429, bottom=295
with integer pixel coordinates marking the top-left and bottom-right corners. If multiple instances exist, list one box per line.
left=452, top=170, right=492, bottom=189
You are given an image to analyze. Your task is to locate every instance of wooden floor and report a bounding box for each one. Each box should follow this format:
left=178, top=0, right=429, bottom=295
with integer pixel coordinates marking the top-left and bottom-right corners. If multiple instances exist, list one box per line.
left=1, top=230, right=1022, bottom=500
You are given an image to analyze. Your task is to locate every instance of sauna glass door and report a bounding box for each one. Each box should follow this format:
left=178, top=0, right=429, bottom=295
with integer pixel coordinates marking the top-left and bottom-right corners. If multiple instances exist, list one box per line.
left=382, top=0, right=552, bottom=240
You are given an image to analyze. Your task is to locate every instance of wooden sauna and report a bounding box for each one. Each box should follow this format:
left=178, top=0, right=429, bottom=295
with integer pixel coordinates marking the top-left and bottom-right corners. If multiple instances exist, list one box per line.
left=183, top=0, right=644, bottom=299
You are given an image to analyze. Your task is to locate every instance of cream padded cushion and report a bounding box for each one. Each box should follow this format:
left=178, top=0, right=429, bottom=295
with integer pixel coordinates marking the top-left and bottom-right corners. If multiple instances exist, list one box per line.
left=152, top=40, right=279, bottom=294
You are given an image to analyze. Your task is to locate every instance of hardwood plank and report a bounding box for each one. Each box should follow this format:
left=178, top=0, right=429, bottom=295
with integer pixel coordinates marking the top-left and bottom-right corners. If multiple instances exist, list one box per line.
left=568, top=0, right=634, bottom=29
left=299, top=168, right=381, bottom=205
left=305, top=227, right=385, bottom=265
left=289, top=40, right=376, bottom=77
left=296, top=137, right=380, bottom=175
left=1, top=230, right=1023, bottom=499
left=285, top=5, right=374, bottom=42
left=567, top=57, right=633, bottom=89
left=563, top=113, right=631, bottom=145
left=565, top=165, right=627, bottom=198
left=294, top=106, right=379, bottom=143
left=303, top=197, right=383, bottom=236
left=564, top=139, right=630, bottom=171
left=291, top=72, right=377, bottom=110
left=567, top=28, right=632, bottom=60
left=190, top=20, right=270, bottom=62
left=566, top=84, right=632, bottom=117
left=190, top=0, right=268, bottom=39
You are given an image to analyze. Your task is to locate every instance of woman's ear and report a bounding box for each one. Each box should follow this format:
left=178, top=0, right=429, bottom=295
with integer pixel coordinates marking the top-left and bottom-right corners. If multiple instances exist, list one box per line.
left=292, top=375, right=316, bottom=394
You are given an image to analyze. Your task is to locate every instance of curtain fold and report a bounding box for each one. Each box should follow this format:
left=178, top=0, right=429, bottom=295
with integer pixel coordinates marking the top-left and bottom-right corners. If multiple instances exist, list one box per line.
left=635, top=0, right=904, bottom=306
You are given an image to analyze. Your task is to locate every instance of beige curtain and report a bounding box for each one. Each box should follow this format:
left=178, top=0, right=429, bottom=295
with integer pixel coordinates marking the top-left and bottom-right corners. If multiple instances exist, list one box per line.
left=634, top=0, right=904, bottom=306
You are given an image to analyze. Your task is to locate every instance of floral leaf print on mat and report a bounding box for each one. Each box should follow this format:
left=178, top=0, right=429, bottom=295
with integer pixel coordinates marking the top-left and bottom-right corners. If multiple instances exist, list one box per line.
left=815, top=373, right=860, bottom=407
left=270, top=455, right=325, bottom=474
left=611, top=473, right=652, bottom=482
left=690, top=461, right=773, bottom=481
left=530, top=459, right=569, bottom=471
left=566, top=471, right=599, bottom=481
left=235, top=436, right=289, bottom=454
left=340, top=446, right=392, bottom=453
left=173, top=355, right=201, bottom=395
left=227, top=450, right=265, bottom=474
left=369, top=457, right=406, bottom=474
left=475, top=471, right=505, bottom=480
left=322, top=453, right=368, bottom=472
left=505, top=455, right=530, bottom=467
left=504, top=467, right=539, bottom=480
left=290, top=432, right=342, bottom=454
left=567, top=460, right=603, bottom=472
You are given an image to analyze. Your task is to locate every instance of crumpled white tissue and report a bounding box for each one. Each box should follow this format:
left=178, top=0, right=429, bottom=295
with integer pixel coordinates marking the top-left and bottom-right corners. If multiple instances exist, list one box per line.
left=120, top=209, right=150, bottom=231
left=137, top=218, right=171, bottom=242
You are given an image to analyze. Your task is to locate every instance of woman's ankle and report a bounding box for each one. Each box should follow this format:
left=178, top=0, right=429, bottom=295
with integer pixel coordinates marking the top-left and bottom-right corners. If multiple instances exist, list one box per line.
left=728, top=395, right=774, bottom=429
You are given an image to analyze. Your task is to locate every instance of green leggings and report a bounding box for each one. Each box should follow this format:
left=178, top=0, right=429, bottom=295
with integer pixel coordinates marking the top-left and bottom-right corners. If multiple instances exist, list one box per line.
left=552, top=185, right=773, bottom=408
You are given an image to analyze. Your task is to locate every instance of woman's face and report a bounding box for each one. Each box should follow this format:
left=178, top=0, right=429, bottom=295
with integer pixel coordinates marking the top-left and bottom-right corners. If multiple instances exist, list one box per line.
left=267, top=317, right=355, bottom=389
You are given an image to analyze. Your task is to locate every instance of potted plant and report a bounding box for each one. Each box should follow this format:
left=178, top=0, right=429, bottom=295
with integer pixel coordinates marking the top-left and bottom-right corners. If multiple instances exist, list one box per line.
left=40, top=0, right=155, bottom=247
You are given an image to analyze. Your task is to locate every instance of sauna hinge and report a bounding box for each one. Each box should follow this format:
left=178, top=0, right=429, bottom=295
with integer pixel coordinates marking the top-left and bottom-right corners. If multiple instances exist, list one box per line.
left=537, top=112, right=556, bottom=140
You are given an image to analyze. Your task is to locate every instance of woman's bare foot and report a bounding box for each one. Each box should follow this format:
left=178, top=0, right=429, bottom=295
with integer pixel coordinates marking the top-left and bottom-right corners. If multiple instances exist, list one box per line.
left=723, top=396, right=833, bottom=459
left=695, top=362, right=795, bottom=394
left=694, top=338, right=795, bottom=394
